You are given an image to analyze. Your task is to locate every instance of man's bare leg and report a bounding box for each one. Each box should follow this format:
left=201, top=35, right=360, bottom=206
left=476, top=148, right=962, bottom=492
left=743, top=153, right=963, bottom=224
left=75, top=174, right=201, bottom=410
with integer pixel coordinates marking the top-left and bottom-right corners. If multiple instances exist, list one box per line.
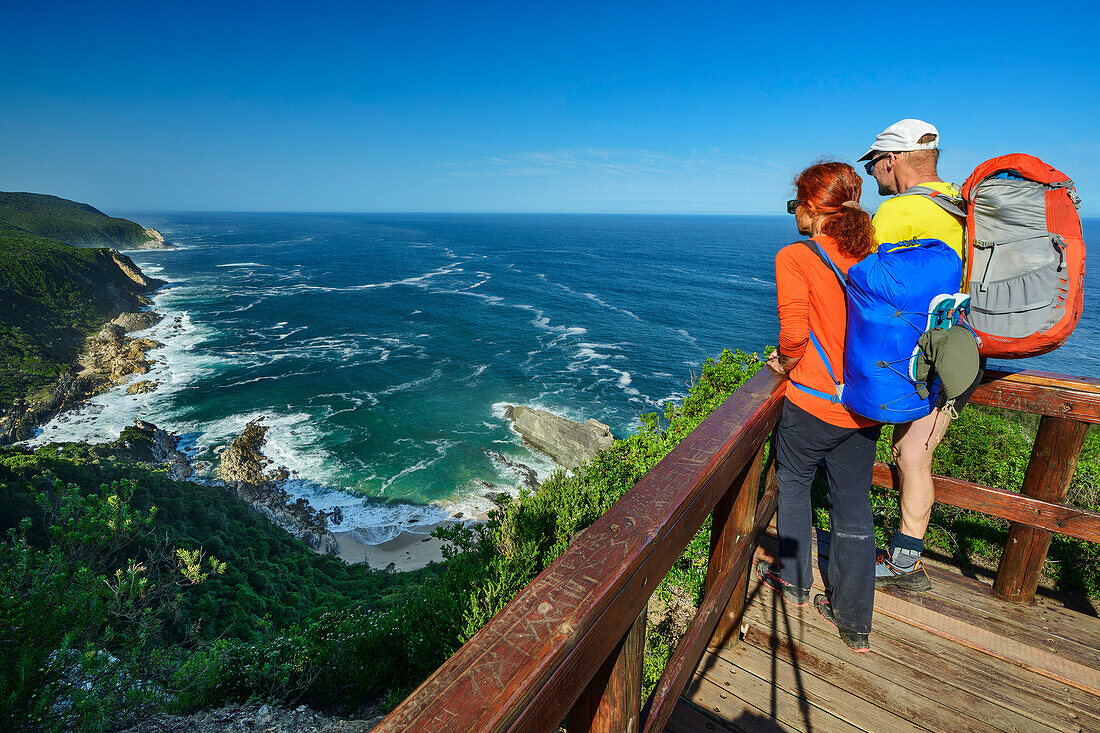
left=876, top=406, right=954, bottom=590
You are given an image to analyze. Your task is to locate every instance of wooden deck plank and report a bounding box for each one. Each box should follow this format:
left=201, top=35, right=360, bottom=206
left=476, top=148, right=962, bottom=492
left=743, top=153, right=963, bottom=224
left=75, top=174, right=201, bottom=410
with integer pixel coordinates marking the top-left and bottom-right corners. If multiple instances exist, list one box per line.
left=739, top=586, right=1086, bottom=733
left=870, top=586, right=1100, bottom=695
left=757, top=534, right=1100, bottom=693
left=745, top=548, right=1100, bottom=731
left=899, top=559, right=1100, bottom=650
left=665, top=698, right=787, bottom=733
left=799, top=531, right=1100, bottom=660
left=813, top=527, right=1100, bottom=651
left=703, top=638, right=937, bottom=733
left=845, top=601, right=1099, bottom=727
left=684, top=669, right=858, bottom=733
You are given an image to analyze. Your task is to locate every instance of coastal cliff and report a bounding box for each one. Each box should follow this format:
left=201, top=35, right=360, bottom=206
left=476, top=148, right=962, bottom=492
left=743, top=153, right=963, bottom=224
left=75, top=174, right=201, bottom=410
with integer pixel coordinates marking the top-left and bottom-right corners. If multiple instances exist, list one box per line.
left=0, top=193, right=169, bottom=441
left=134, top=226, right=176, bottom=250
left=0, top=247, right=166, bottom=442
left=0, top=191, right=175, bottom=249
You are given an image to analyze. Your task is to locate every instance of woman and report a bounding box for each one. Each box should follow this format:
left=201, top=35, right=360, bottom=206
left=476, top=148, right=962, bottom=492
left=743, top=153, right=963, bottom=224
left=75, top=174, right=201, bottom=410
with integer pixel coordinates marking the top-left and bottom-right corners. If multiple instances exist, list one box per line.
left=758, top=161, right=881, bottom=651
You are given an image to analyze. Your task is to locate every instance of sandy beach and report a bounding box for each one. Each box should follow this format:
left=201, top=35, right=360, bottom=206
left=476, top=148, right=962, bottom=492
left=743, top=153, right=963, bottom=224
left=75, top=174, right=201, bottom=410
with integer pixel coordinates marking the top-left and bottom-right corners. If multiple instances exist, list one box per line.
left=333, top=525, right=451, bottom=571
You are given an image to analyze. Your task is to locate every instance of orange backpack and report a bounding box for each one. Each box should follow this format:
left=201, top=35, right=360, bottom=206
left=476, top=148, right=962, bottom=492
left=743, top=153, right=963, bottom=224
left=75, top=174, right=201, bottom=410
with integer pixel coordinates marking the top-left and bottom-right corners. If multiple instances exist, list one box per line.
left=902, top=154, right=1085, bottom=359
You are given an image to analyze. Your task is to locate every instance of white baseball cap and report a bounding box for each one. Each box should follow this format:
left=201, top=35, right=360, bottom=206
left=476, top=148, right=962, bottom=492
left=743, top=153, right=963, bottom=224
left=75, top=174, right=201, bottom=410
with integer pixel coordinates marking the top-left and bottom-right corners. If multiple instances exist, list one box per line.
left=858, top=119, right=939, bottom=161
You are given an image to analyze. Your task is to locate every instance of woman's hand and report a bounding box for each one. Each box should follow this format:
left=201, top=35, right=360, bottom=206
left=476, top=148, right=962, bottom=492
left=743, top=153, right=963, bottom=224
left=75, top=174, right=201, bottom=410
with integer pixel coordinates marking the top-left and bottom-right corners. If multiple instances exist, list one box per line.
left=766, top=350, right=786, bottom=374
left=767, top=349, right=797, bottom=376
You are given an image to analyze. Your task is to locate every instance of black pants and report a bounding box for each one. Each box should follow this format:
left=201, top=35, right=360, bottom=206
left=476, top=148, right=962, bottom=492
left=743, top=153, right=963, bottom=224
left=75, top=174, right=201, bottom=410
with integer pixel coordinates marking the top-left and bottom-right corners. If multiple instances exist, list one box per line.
left=775, top=400, right=881, bottom=634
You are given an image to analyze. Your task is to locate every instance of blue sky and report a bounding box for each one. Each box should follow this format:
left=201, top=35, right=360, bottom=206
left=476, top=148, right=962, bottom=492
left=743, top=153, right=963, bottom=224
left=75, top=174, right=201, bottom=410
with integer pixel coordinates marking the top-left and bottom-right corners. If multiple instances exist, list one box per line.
left=2, top=1, right=1097, bottom=214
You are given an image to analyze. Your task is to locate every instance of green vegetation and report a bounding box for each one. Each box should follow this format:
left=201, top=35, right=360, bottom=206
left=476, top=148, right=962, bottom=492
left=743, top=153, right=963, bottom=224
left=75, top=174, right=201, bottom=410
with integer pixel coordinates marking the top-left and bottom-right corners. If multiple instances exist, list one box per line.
left=0, top=199, right=158, bottom=408
left=1, top=350, right=1096, bottom=730
left=0, top=193, right=153, bottom=249
left=0, top=434, right=428, bottom=729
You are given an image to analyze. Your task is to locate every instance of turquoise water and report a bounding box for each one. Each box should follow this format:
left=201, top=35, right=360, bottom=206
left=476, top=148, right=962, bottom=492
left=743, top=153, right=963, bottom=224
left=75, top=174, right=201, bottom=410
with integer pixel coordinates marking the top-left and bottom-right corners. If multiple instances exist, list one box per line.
left=30, top=214, right=1100, bottom=540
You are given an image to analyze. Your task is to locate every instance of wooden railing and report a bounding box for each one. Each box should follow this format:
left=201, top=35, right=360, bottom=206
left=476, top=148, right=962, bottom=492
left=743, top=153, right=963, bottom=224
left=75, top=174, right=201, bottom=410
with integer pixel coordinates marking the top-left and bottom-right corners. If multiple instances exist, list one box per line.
left=376, top=367, right=1100, bottom=733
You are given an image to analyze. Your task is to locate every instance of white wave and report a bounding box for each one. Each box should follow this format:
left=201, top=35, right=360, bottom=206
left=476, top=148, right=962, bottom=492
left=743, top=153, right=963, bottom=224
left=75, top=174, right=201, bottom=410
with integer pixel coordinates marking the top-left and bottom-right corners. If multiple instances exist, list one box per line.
left=216, top=262, right=267, bottom=267
left=594, top=365, right=640, bottom=397
left=378, top=369, right=443, bottom=396
left=676, top=328, right=699, bottom=346
left=443, top=272, right=492, bottom=292
left=539, top=276, right=643, bottom=321
left=530, top=313, right=587, bottom=338
left=293, top=264, right=462, bottom=293
left=273, top=325, right=309, bottom=340
left=26, top=301, right=223, bottom=446
left=379, top=438, right=456, bottom=493
left=180, top=410, right=454, bottom=540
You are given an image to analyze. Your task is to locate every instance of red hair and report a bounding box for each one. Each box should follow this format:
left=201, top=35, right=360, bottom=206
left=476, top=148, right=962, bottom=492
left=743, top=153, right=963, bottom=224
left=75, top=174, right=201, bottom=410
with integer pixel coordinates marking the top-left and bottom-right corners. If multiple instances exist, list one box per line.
left=794, top=162, right=876, bottom=260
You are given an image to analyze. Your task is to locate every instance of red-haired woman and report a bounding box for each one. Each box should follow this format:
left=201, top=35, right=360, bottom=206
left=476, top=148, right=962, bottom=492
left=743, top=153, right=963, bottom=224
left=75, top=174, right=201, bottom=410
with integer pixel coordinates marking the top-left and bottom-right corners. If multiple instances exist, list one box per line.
left=758, top=162, right=881, bottom=651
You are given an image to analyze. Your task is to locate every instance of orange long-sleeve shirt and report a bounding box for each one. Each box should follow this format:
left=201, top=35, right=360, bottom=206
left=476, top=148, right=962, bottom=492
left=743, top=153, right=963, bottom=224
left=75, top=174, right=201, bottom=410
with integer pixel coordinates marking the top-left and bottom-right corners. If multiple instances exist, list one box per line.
left=775, top=235, right=877, bottom=429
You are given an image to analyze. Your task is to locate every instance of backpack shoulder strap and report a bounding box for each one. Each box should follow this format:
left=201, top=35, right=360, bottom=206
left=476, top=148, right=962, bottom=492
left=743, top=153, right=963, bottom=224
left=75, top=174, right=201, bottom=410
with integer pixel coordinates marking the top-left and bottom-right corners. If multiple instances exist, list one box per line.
left=895, top=185, right=967, bottom=219
left=788, top=240, right=845, bottom=404
left=797, top=239, right=848, bottom=289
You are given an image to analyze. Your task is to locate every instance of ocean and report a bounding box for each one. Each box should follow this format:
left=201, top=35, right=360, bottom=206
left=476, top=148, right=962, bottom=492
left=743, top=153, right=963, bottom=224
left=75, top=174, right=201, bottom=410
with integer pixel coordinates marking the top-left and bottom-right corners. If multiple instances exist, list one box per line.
left=27, top=214, right=1100, bottom=543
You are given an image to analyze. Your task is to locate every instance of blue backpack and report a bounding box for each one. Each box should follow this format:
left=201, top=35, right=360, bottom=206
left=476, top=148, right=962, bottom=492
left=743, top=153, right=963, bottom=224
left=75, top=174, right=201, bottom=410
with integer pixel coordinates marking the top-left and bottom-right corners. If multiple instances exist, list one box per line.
left=792, top=239, right=967, bottom=423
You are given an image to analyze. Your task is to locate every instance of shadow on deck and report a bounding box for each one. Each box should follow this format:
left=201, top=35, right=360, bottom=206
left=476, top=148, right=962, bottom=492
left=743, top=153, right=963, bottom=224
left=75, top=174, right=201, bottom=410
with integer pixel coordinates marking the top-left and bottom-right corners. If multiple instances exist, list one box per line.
left=672, top=530, right=1100, bottom=733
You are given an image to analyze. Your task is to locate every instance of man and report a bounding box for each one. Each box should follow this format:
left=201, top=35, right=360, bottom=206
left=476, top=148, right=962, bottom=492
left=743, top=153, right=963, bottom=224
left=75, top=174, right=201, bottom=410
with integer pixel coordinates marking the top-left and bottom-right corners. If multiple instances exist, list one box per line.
left=859, top=119, right=975, bottom=591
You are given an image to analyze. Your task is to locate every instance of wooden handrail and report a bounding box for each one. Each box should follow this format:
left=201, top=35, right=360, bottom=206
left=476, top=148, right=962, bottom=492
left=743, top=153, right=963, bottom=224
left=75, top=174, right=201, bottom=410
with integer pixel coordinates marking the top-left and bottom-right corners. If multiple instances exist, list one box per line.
left=871, top=463, right=1100, bottom=543
left=971, top=367, right=1100, bottom=423
left=378, top=365, right=1098, bottom=732
left=376, top=367, right=786, bottom=732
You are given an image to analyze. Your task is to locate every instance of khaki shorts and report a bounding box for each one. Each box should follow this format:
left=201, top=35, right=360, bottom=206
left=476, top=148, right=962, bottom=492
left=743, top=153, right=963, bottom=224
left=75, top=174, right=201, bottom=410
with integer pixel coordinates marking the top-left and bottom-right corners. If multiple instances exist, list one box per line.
left=936, top=357, right=987, bottom=412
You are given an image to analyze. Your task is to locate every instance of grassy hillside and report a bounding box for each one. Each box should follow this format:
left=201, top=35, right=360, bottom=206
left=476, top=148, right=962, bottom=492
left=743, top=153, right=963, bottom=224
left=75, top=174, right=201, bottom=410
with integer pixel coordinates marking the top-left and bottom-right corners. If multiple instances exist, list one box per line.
left=0, top=431, right=428, bottom=729
left=0, top=226, right=155, bottom=407
left=0, top=192, right=153, bottom=249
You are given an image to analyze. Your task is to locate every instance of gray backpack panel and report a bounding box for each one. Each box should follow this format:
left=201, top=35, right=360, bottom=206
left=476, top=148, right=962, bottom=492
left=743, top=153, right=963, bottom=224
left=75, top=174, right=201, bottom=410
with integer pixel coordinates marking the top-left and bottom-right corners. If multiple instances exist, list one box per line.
left=968, top=178, right=1063, bottom=339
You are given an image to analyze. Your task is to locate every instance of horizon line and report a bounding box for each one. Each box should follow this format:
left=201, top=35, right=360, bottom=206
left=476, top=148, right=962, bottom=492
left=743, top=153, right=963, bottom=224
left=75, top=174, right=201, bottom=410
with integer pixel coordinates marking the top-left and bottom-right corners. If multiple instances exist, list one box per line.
left=100, top=208, right=1100, bottom=219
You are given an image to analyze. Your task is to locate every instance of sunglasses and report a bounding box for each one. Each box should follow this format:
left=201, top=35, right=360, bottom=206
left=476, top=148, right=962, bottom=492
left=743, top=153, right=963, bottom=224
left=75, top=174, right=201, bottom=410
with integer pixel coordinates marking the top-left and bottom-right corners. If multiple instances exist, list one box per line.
left=864, top=153, right=890, bottom=176
left=786, top=199, right=801, bottom=215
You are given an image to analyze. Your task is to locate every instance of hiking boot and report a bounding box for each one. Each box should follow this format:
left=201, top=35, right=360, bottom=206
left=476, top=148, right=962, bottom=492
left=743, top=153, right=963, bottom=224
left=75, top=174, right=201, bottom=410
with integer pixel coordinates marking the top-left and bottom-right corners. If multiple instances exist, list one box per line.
left=875, top=548, right=933, bottom=591
left=755, top=560, right=811, bottom=606
left=814, top=594, right=870, bottom=652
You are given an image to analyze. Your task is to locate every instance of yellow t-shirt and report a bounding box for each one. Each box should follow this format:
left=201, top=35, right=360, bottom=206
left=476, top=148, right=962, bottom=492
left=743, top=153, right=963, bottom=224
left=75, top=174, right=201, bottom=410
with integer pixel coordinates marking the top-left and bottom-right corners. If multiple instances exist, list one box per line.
left=871, top=181, right=966, bottom=261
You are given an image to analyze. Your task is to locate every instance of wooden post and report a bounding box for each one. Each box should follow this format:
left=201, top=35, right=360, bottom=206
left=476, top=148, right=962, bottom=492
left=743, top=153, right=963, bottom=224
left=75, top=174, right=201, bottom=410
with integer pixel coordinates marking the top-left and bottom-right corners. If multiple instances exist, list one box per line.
left=992, top=415, right=1089, bottom=603
left=704, top=440, right=766, bottom=651
left=566, top=607, right=647, bottom=733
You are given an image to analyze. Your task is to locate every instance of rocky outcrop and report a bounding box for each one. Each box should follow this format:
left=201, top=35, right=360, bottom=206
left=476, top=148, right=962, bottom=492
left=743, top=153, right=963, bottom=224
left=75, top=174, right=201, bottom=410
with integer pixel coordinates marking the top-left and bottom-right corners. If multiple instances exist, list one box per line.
left=487, top=450, right=540, bottom=491
left=0, top=323, right=161, bottom=445
left=112, top=311, right=163, bottom=333
left=125, top=227, right=178, bottom=250
left=127, top=380, right=159, bottom=395
left=503, top=406, right=615, bottom=469
left=217, top=419, right=289, bottom=487
left=110, top=251, right=162, bottom=289
left=118, top=702, right=384, bottom=733
left=218, top=419, right=339, bottom=555
left=0, top=374, right=97, bottom=444
left=79, top=323, right=160, bottom=385
left=125, top=420, right=193, bottom=480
